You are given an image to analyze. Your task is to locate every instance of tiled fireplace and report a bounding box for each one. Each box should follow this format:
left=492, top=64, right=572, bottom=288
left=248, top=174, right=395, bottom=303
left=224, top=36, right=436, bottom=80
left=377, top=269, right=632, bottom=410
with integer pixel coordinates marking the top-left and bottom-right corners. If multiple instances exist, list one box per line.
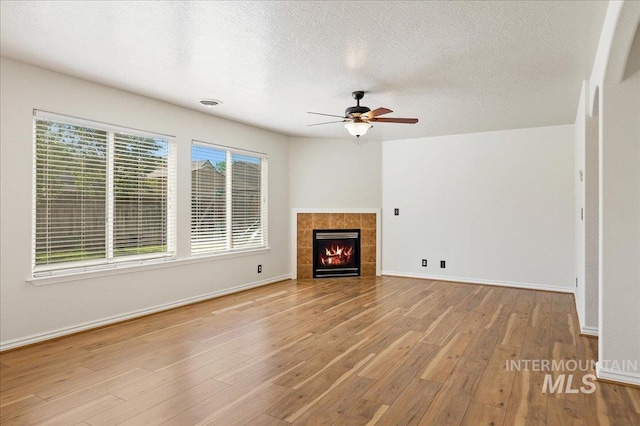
left=296, top=212, right=377, bottom=279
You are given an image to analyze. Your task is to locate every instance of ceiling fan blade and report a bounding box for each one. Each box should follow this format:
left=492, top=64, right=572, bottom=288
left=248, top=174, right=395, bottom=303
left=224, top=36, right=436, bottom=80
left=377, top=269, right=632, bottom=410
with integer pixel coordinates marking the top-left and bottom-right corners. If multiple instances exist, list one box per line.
left=307, top=111, right=347, bottom=119
left=307, top=120, right=346, bottom=127
left=369, top=117, right=419, bottom=124
left=363, top=107, right=393, bottom=119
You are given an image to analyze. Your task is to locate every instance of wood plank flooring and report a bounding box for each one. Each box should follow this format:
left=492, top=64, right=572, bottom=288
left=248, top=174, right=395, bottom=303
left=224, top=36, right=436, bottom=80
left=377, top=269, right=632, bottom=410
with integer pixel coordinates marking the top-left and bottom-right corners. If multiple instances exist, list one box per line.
left=1, top=276, right=638, bottom=425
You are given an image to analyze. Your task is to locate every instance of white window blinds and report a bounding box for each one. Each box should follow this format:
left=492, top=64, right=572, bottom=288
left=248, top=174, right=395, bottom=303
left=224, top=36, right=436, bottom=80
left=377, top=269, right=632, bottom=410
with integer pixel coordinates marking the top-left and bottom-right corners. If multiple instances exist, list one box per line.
left=191, top=142, right=267, bottom=255
left=191, top=145, right=228, bottom=254
left=231, top=152, right=265, bottom=248
left=33, top=111, right=176, bottom=276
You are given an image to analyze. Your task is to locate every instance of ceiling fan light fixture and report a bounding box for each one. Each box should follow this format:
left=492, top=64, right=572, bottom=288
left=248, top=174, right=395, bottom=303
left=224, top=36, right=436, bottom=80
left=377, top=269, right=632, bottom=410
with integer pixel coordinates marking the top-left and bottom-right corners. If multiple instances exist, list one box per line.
left=344, top=121, right=371, bottom=137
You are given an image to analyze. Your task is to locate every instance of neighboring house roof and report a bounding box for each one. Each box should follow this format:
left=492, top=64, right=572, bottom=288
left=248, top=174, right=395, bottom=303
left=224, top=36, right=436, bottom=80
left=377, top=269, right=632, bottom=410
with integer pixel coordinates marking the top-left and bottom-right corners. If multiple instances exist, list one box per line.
left=191, top=160, right=217, bottom=172
left=149, top=160, right=259, bottom=192
left=148, top=160, right=225, bottom=179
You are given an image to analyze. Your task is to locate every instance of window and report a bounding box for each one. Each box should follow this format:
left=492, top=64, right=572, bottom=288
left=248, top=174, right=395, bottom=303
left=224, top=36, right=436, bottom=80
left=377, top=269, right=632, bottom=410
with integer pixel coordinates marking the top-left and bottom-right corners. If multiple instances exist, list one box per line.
left=33, top=111, right=176, bottom=276
left=191, top=142, right=267, bottom=255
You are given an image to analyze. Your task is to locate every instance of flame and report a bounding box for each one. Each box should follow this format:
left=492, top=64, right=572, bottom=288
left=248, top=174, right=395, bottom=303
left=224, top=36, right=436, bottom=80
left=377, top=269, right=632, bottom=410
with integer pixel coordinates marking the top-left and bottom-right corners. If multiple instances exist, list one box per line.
left=320, top=244, right=353, bottom=266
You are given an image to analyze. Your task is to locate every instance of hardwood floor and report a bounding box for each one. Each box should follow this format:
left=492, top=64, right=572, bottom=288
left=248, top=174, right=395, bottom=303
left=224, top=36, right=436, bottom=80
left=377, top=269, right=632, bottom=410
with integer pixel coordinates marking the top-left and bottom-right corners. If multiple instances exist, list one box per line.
left=1, top=276, right=638, bottom=425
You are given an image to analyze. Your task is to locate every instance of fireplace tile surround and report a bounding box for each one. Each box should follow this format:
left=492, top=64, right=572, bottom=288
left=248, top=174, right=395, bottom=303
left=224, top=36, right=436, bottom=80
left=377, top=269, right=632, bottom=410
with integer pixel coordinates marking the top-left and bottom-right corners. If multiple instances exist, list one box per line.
left=297, top=213, right=377, bottom=279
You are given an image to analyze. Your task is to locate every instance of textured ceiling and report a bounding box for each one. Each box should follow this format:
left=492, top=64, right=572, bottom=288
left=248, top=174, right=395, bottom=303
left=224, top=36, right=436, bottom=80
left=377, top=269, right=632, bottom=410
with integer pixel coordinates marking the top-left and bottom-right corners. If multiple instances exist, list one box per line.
left=0, top=1, right=607, bottom=141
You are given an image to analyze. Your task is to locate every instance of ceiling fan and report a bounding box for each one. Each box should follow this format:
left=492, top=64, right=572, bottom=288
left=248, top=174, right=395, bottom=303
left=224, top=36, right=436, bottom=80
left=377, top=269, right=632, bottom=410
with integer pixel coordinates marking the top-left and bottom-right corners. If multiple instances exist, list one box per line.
left=308, top=91, right=418, bottom=138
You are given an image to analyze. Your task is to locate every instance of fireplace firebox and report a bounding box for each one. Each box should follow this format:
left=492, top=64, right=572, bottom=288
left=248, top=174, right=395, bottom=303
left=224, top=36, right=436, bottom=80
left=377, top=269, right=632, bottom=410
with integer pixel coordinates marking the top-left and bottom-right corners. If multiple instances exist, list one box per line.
left=313, top=229, right=361, bottom=278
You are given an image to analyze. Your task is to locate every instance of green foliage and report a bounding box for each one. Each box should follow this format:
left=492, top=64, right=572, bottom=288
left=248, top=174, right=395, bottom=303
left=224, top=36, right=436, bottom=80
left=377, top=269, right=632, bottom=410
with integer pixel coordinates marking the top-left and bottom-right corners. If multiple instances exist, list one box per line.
left=35, top=122, right=107, bottom=200
left=215, top=160, right=226, bottom=173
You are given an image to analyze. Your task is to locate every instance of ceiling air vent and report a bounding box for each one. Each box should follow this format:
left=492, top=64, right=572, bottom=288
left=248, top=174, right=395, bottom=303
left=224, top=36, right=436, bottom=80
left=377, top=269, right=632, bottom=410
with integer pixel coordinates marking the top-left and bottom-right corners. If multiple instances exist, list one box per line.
left=199, top=99, right=223, bottom=108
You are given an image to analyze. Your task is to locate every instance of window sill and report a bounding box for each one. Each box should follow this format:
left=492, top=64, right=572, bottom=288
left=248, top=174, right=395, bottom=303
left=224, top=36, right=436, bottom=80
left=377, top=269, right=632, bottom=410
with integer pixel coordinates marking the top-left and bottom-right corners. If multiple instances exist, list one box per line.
left=28, top=247, right=271, bottom=286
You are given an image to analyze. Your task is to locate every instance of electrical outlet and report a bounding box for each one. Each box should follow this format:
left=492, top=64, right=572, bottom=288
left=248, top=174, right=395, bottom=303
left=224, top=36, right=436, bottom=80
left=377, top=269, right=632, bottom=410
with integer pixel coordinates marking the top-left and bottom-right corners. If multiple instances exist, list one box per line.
left=394, top=208, right=399, bottom=216
left=257, top=264, right=262, bottom=273
left=422, top=259, right=427, bottom=267
left=440, top=260, right=446, bottom=268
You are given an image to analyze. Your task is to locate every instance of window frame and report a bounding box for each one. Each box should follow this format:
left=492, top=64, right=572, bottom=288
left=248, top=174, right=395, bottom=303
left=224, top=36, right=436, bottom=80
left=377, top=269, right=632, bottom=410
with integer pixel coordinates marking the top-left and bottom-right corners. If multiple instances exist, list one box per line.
left=190, top=140, right=268, bottom=256
left=32, top=110, right=177, bottom=277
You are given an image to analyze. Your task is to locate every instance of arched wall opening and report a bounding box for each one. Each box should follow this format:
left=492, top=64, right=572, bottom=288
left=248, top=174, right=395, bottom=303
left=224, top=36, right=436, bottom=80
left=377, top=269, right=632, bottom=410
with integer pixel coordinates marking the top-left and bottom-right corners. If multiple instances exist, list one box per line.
left=597, top=15, right=640, bottom=384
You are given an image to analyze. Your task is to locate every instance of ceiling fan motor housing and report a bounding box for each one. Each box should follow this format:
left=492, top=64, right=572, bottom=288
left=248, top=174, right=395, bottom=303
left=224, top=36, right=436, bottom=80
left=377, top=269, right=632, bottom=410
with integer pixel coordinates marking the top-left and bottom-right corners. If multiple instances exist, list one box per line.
left=345, top=105, right=371, bottom=118
left=346, top=90, right=370, bottom=118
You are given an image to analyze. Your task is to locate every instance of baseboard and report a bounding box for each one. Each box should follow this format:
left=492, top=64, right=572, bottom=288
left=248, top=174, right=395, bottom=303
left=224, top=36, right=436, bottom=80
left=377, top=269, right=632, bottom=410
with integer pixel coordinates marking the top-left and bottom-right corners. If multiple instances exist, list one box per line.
left=580, top=325, right=599, bottom=337
left=381, top=271, right=575, bottom=294
left=573, top=297, right=598, bottom=337
left=597, top=365, right=640, bottom=387
left=0, top=274, right=291, bottom=351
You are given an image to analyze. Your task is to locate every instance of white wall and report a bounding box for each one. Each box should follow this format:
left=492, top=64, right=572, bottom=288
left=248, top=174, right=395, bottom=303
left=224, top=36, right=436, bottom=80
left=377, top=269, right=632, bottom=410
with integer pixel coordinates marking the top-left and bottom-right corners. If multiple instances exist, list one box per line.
left=289, top=137, right=382, bottom=208
left=584, top=100, right=600, bottom=334
left=599, top=22, right=640, bottom=383
left=0, top=58, right=290, bottom=348
left=574, top=81, right=600, bottom=335
left=574, top=82, right=587, bottom=325
left=382, top=125, right=575, bottom=292
left=583, top=0, right=640, bottom=386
